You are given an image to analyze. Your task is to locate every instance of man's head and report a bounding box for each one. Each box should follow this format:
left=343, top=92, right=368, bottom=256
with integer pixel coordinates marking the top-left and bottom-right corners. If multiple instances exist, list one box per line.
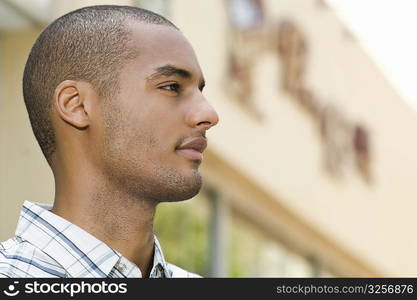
left=23, top=5, right=219, bottom=203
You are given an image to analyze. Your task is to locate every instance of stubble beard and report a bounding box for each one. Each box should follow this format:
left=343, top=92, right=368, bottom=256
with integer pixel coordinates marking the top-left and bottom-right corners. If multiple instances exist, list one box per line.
left=103, top=149, right=203, bottom=204
left=102, top=111, right=202, bottom=204
left=143, top=163, right=202, bottom=203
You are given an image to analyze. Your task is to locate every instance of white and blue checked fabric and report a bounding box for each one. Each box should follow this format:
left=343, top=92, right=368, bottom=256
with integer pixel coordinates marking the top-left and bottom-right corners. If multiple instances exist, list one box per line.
left=0, top=201, right=200, bottom=278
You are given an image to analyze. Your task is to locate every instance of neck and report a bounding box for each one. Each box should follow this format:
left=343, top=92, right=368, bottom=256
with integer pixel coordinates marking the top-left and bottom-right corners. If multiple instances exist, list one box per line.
left=51, top=162, right=157, bottom=278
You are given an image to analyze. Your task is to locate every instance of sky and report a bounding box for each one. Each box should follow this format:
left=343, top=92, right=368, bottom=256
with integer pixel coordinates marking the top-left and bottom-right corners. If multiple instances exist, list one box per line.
left=326, top=0, right=417, bottom=112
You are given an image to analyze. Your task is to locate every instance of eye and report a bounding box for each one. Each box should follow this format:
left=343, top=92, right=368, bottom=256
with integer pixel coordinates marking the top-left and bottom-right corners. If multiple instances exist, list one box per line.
left=159, top=83, right=181, bottom=93
left=199, top=81, right=205, bottom=92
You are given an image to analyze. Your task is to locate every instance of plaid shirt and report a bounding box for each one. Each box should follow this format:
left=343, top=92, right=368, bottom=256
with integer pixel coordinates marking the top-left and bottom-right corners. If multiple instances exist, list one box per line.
left=0, top=201, right=200, bottom=278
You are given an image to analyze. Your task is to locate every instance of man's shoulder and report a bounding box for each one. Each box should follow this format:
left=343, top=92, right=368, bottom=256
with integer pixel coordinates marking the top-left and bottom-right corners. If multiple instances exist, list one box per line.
left=0, top=236, right=66, bottom=278
left=166, top=262, right=202, bottom=278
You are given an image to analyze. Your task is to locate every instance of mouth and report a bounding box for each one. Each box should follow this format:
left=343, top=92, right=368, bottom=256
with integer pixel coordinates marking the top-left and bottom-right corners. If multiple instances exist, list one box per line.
left=176, top=148, right=203, bottom=162
left=175, top=136, right=207, bottom=163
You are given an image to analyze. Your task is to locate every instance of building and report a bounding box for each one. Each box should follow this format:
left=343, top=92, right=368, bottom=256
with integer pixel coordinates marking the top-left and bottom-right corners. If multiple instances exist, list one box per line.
left=1, top=0, right=417, bottom=277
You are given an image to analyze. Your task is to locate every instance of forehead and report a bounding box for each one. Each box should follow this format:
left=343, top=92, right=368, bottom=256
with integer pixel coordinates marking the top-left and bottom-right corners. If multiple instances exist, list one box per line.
left=127, top=22, right=202, bottom=78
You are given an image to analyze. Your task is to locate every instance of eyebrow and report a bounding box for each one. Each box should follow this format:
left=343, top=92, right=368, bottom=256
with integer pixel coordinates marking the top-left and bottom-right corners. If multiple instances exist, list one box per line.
left=147, top=64, right=206, bottom=90
left=148, top=65, right=192, bottom=80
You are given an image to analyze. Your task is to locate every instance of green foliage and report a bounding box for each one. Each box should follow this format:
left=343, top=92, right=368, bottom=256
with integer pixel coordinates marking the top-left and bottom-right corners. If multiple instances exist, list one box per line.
left=154, top=196, right=210, bottom=276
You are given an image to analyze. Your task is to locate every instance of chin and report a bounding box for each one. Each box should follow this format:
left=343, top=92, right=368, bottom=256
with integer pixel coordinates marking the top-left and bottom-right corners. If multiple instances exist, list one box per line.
left=157, top=169, right=203, bottom=203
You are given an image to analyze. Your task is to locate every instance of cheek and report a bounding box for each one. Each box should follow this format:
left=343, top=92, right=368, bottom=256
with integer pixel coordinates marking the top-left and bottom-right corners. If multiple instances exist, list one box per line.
left=122, top=119, right=166, bottom=160
left=105, top=100, right=184, bottom=164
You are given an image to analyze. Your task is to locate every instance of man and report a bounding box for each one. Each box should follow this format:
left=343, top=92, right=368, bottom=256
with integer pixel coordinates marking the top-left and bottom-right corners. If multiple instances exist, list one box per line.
left=0, top=5, right=219, bottom=278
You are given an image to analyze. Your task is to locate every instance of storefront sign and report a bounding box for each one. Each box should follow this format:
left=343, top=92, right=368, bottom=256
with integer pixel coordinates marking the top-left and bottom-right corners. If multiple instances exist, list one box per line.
left=227, top=2, right=372, bottom=183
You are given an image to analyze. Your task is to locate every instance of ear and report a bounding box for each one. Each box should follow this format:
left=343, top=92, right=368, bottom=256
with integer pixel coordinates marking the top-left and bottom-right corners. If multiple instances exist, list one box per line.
left=53, top=80, right=90, bottom=129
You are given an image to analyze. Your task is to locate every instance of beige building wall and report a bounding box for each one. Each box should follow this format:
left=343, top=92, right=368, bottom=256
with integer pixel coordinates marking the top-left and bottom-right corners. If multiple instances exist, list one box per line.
left=173, top=0, right=417, bottom=276
left=1, top=0, right=417, bottom=276
left=0, top=29, right=53, bottom=239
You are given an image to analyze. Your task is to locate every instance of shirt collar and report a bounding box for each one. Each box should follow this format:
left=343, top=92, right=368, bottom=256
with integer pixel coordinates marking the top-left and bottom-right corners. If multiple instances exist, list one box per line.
left=15, top=201, right=170, bottom=278
left=152, top=236, right=171, bottom=278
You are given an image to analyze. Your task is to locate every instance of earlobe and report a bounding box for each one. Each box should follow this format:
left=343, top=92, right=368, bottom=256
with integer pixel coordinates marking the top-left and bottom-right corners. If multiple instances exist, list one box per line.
left=54, top=80, right=89, bottom=129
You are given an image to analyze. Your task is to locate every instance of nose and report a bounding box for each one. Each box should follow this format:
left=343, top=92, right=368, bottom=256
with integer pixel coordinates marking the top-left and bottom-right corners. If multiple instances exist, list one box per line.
left=186, top=94, right=219, bottom=131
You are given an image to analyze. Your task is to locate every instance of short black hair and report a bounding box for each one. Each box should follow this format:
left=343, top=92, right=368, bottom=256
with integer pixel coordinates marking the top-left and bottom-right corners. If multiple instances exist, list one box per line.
left=23, top=5, right=177, bottom=165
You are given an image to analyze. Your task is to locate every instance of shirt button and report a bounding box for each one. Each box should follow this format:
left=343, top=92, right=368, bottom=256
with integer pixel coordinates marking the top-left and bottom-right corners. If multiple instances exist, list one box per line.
left=118, top=262, right=127, bottom=273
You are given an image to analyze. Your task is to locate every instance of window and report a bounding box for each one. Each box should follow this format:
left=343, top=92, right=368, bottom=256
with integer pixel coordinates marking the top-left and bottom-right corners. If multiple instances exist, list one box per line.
left=154, top=190, right=211, bottom=276
left=136, top=0, right=171, bottom=18
left=155, top=186, right=334, bottom=277
left=229, top=212, right=313, bottom=277
left=228, top=0, right=265, bottom=31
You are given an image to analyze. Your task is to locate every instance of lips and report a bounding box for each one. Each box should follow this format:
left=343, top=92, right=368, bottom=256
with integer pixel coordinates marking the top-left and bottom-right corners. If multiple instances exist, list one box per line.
left=176, top=137, right=207, bottom=162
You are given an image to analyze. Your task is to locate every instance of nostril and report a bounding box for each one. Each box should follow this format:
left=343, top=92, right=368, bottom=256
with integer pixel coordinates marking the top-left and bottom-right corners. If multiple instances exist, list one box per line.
left=197, top=121, right=211, bottom=126
left=197, top=121, right=217, bottom=131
